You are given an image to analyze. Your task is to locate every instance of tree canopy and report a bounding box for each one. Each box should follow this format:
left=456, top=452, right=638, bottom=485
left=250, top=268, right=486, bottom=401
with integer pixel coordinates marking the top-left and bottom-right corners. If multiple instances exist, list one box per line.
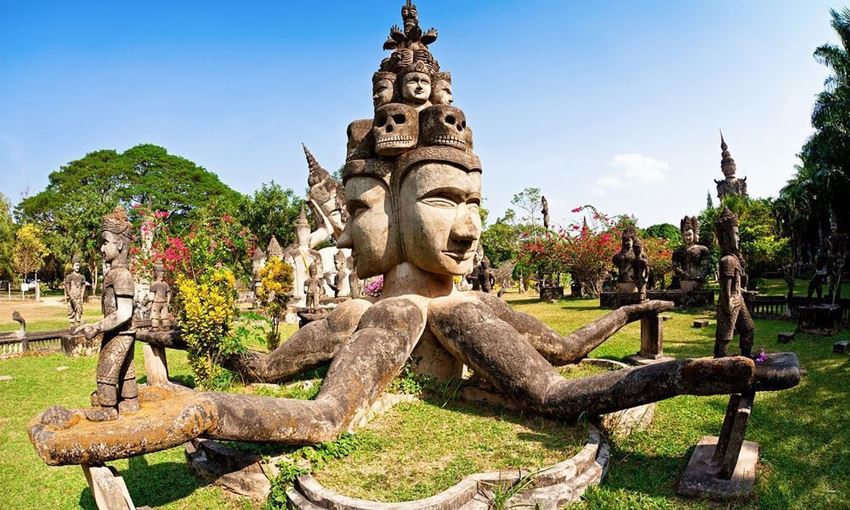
left=237, top=181, right=304, bottom=249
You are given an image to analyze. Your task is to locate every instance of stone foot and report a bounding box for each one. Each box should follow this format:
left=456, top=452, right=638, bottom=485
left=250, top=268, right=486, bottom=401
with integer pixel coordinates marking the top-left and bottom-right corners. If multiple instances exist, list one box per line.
left=118, top=398, right=140, bottom=414
left=84, top=406, right=119, bottom=422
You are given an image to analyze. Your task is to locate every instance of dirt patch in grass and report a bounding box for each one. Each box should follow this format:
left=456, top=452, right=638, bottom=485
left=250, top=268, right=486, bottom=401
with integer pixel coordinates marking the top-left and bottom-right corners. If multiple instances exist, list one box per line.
left=312, top=397, right=586, bottom=502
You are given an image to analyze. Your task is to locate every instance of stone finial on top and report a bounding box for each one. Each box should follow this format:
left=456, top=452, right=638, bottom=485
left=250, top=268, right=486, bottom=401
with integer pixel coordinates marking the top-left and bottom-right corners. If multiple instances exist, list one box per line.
left=267, top=236, right=284, bottom=260
left=251, top=247, right=266, bottom=262
left=380, top=1, right=440, bottom=77
left=303, top=144, right=331, bottom=188
left=295, top=205, right=309, bottom=229
left=720, top=131, right=736, bottom=178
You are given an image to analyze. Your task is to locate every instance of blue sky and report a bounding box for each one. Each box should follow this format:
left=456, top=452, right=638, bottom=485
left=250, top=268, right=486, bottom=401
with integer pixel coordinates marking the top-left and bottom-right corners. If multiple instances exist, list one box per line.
left=0, top=0, right=840, bottom=227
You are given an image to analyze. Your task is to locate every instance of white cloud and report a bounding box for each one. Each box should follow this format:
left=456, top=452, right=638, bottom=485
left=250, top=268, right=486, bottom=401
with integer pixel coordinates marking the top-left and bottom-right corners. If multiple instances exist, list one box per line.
left=595, top=175, right=626, bottom=188
left=609, top=153, right=669, bottom=182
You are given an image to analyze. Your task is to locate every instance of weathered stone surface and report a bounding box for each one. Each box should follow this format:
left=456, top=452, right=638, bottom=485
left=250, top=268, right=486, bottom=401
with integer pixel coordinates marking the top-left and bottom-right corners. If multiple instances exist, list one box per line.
left=185, top=439, right=270, bottom=500
left=600, top=289, right=714, bottom=309
left=834, top=340, right=849, bottom=354
left=677, top=436, right=758, bottom=500
left=693, top=319, right=709, bottom=328
left=29, top=386, right=215, bottom=466
left=777, top=331, right=795, bottom=344
left=0, top=375, right=12, bottom=382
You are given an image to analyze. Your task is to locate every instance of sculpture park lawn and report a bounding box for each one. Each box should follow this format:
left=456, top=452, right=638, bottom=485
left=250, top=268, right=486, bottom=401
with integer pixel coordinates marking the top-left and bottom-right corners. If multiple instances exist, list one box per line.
left=0, top=294, right=847, bottom=509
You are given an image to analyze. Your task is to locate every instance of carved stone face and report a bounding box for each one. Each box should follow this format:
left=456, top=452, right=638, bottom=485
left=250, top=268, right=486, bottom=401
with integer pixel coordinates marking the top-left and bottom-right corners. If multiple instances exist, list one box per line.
left=337, top=176, right=400, bottom=278
left=431, top=79, right=453, bottom=105
left=101, top=231, right=124, bottom=264
left=621, top=237, right=633, bottom=251
left=154, top=267, right=164, bottom=281
left=72, top=262, right=80, bottom=273
left=373, top=104, right=419, bottom=157
left=421, top=105, right=469, bottom=151
left=372, top=79, right=394, bottom=108
left=400, top=72, right=432, bottom=106
left=683, top=228, right=695, bottom=246
left=397, top=162, right=482, bottom=275
left=719, top=225, right=740, bottom=253
left=295, top=224, right=310, bottom=248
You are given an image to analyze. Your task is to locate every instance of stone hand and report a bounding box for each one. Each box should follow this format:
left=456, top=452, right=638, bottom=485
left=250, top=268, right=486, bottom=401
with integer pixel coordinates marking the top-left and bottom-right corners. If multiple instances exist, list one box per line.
left=74, top=323, right=99, bottom=340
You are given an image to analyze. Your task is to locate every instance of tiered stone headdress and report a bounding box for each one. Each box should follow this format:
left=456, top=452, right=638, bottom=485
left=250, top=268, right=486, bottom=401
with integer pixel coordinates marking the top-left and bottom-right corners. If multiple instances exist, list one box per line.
left=343, top=1, right=480, bottom=186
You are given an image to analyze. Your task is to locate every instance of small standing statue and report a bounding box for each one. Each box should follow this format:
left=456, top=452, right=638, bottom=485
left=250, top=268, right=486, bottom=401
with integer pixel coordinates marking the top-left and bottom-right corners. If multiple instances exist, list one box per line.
left=807, top=247, right=829, bottom=303
left=478, top=256, right=495, bottom=293
left=541, top=195, right=550, bottom=230
left=304, top=261, right=324, bottom=312
left=714, top=207, right=754, bottom=358
left=74, top=207, right=138, bottom=421
left=612, top=227, right=638, bottom=292
left=633, top=242, right=649, bottom=301
left=149, top=262, right=171, bottom=328
left=348, top=257, right=362, bottom=299
left=63, top=255, right=87, bottom=328
left=328, top=250, right=351, bottom=298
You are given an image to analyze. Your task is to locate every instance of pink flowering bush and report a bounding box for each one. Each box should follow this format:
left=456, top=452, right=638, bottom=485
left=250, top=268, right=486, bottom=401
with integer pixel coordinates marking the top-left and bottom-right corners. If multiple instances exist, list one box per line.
left=365, top=275, right=384, bottom=298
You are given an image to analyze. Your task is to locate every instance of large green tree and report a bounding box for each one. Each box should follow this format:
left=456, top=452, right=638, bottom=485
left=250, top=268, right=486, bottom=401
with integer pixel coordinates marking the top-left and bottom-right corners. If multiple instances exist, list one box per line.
left=16, top=145, right=240, bottom=286
left=0, top=193, right=15, bottom=282
left=237, top=181, right=304, bottom=249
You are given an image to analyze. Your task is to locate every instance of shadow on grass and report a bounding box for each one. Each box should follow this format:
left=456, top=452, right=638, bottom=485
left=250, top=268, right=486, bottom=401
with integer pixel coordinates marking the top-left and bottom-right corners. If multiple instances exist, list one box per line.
left=79, top=455, right=212, bottom=509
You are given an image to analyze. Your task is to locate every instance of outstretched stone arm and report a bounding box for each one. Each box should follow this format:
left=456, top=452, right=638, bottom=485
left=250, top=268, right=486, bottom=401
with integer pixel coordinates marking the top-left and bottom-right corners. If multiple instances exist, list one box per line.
left=475, top=292, right=673, bottom=365
left=223, top=299, right=372, bottom=383
left=429, top=296, right=798, bottom=422
left=29, top=297, right=426, bottom=465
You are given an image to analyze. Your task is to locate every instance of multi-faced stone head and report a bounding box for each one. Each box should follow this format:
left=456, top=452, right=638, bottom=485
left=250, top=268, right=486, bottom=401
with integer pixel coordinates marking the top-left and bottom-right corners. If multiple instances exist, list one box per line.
left=395, top=154, right=483, bottom=276
left=421, top=105, right=470, bottom=151
left=431, top=72, right=452, bottom=105
left=337, top=168, right=400, bottom=279
left=400, top=71, right=432, bottom=107
left=372, top=71, right=396, bottom=108
left=373, top=103, right=419, bottom=157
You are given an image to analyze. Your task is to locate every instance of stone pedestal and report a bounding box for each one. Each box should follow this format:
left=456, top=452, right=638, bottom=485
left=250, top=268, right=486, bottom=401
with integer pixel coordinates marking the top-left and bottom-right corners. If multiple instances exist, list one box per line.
left=142, top=343, right=169, bottom=386
left=798, top=305, right=842, bottom=336
left=539, top=286, right=564, bottom=301
left=61, top=333, right=101, bottom=357
left=678, top=392, right=758, bottom=500
left=626, top=314, right=674, bottom=365
left=82, top=464, right=136, bottom=509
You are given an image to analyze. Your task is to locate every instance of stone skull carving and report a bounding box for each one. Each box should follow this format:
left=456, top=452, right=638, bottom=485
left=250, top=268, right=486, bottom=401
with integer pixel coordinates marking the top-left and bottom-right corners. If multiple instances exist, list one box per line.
left=373, top=103, right=419, bottom=157
left=421, top=105, right=470, bottom=151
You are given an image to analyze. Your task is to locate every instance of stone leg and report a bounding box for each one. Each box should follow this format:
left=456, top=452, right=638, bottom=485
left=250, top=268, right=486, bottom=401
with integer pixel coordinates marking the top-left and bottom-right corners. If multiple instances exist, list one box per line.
left=476, top=292, right=674, bottom=365
left=714, top=305, right=740, bottom=358
left=735, top=305, right=754, bottom=357
left=82, top=464, right=135, bottom=510
left=428, top=296, right=757, bottom=421
left=142, top=343, right=170, bottom=386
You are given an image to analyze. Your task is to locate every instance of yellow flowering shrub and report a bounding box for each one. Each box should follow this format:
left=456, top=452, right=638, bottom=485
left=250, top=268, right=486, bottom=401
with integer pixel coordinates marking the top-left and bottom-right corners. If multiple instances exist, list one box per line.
left=256, top=258, right=294, bottom=350
left=176, top=268, right=240, bottom=388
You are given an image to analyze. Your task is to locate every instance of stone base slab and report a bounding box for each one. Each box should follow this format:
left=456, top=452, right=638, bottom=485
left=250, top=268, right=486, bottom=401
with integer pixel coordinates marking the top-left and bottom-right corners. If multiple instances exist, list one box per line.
left=624, top=354, right=675, bottom=366
left=677, top=435, right=759, bottom=501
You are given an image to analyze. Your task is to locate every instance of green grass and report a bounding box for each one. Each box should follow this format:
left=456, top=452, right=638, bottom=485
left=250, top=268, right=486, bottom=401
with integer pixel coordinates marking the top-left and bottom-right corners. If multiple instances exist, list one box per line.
left=313, top=398, right=586, bottom=502
left=758, top=278, right=810, bottom=297
left=1, top=293, right=849, bottom=509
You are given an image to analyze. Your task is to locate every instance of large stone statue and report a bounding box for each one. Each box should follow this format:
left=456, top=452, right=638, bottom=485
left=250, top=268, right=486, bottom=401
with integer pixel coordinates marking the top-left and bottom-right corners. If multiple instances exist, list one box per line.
left=149, top=262, right=171, bottom=328
left=327, top=250, right=351, bottom=298
left=612, top=227, right=639, bottom=292
left=672, top=216, right=711, bottom=291
left=807, top=246, right=830, bottom=302
left=74, top=207, right=138, bottom=422
left=715, top=133, right=748, bottom=202
left=63, top=255, right=87, bottom=327
left=633, top=242, right=649, bottom=302
left=714, top=207, right=754, bottom=358
left=348, top=257, right=362, bottom=299
left=541, top=195, right=550, bottom=230
left=478, top=256, right=495, bottom=293
left=304, top=262, right=324, bottom=312
left=29, top=3, right=800, bottom=488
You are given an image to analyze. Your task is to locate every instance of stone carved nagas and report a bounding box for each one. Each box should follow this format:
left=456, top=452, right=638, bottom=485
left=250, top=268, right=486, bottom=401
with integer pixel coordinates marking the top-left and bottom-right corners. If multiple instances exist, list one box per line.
left=672, top=216, right=711, bottom=292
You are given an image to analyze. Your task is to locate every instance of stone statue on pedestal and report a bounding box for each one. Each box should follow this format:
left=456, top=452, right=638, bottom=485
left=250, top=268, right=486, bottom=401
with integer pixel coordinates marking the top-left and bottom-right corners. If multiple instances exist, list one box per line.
left=715, top=133, right=748, bottom=202
left=74, top=207, right=138, bottom=422
left=633, top=242, right=649, bottom=302
left=672, top=216, right=711, bottom=291
left=612, top=227, right=639, bottom=292
left=714, top=208, right=753, bottom=358
left=64, top=255, right=87, bottom=327
left=304, top=262, right=324, bottom=312
left=282, top=208, right=323, bottom=308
